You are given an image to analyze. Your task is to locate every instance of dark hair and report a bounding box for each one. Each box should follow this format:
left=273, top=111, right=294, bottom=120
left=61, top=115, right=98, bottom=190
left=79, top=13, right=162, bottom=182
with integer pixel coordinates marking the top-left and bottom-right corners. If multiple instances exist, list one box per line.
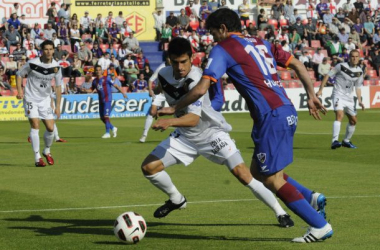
left=205, top=8, right=241, bottom=33
left=40, top=40, right=55, bottom=49
left=95, top=65, right=102, bottom=71
left=168, top=37, right=192, bottom=58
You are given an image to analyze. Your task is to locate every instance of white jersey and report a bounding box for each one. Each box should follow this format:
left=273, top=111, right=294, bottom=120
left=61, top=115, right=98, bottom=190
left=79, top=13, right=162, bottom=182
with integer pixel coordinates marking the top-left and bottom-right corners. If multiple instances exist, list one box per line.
left=17, top=57, right=63, bottom=103
left=149, top=62, right=166, bottom=83
left=328, top=62, right=363, bottom=98
left=158, top=66, right=231, bottom=144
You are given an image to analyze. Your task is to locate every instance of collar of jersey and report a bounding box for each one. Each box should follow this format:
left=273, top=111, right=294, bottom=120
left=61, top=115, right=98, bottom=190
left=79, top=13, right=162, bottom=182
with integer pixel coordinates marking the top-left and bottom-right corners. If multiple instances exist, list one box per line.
left=228, top=32, right=244, bottom=38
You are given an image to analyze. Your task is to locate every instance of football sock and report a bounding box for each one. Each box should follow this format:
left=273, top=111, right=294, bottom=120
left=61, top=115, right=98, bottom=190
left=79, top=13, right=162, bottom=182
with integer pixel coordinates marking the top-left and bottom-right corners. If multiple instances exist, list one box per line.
left=246, top=178, right=287, bottom=217
left=104, top=117, right=114, bottom=133
left=143, top=115, right=154, bottom=137
left=276, top=182, right=327, bottom=228
left=343, top=124, right=355, bottom=142
left=53, top=123, right=60, bottom=140
left=43, top=130, right=54, bottom=155
left=283, top=173, right=313, bottom=203
left=332, top=121, right=341, bottom=142
left=30, top=128, right=40, bottom=162
left=145, top=171, right=184, bottom=204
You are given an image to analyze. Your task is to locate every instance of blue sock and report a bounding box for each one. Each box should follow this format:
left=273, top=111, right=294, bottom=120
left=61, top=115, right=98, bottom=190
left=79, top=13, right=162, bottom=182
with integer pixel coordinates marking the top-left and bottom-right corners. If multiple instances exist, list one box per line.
left=105, top=117, right=113, bottom=133
left=284, top=173, right=313, bottom=203
left=277, top=182, right=327, bottom=228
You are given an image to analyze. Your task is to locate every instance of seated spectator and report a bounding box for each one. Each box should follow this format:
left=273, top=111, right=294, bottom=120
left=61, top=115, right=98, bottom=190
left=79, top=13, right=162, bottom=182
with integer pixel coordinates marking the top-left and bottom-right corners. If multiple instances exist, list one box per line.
left=51, top=33, right=61, bottom=47
left=373, top=27, right=380, bottom=44
left=281, top=40, right=291, bottom=52
left=77, top=42, right=92, bottom=66
left=276, top=28, right=289, bottom=44
left=289, top=28, right=303, bottom=52
left=104, top=11, right=115, bottom=29
left=2, top=25, right=21, bottom=51
left=12, top=43, right=27, bottom=62
left=196, top=21, right=207, bottom=36
left=44, top=23, right=56, bottom=40
left=95, top=22, right=109, bottom=45
left=336, top=8, right=346, bottom=22
left=359, top=58, right=370, bottom=80
left=69, top=13, right=79, bottom=30
left=123, top=62, right=139, bottom=87
left=72, top=55, right=83, bottom=77
left=19, top=14, right=30, bottom=30
left=58, top=22, right=69, bottom=45
left=189, top=30, right=200, bottom=51
left=118, top=43, right=133, bottom=61
left=318, top=57, right=331, bottom=80
left=120, top=21, right=133, bottom=40
left=201, top=30, right=214, bottom=53
left=325, top=36, right=343, bottom=56
left=22, top=33, right=34, bottom=50
left=123, top=32, right=140, bottom=53
left=0, top=61, right=12, bottom=93
left=110, top=73, right=122, bottom=92
left=115, top=11, right=125, bottom=29
left=312, top=47, right=324, bottom=76
left=66, top=76, right=79, bottom=94
left=107, top=63, right=118, bottom=76
left=337, top=47, right=349, bottom=62
left=80, top=74, right=94, bottom=93
left=53, top=44, right=69, bottom=61
left=370, top=48, right=380, bottom=76
left=364, top=15, right=375, bottom=45
left=132, top=73, right=148, bottom=92
left=345, top=37, right=356, bottom=53
left=178, top=29, right=188, bottom=39
left=172, top=24, right=182, bottom=39
left=91, top=52, right=99, bottom=66
left=257, top=8, right=269, bottom=30
left=178, top=8, right=191, bottom=32
left=331, top=55, right=339, bottom=66
left=123, top=54, right=136, bottom=69
left=166, top=11, right=178, bottom=28
left=134, top=52, right=149, bottom=71
left=152, top=9, right=165, bottom=41
left=5, top=55, right=18, bottom=78
left=141, top=64, right=153, bottom=81
left=291, top=17, right=305, bottom=38
left=299, top=50, right=313, bottom=70
left=106, top=46, right=118, bottom=59
left=80, top=11, right=92, bottom=34
left=7, top=13, right=21, bottom=30
left=17, top=56, right=27, bottom=69
left=26, top=43, right=39, bottom=60
left=110, top=54, right=122, bottom=75
left=199, top=0, right=212, bottom=21
left=58, top=55, right=72, bottom=77
left=337, top=27, right=349, bottom=43
left=108, top=22, right=120, bottom=45
left=70, top=24, right=81, bottom=52
left=91, top=43, right=103, bottom=58
left=97, top=52, right=111, bottom=72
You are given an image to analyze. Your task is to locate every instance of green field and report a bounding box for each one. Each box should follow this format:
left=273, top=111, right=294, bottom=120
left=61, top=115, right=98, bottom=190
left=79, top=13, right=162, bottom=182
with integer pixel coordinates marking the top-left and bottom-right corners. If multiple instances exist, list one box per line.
left=1, top=110, right=379, bottom=250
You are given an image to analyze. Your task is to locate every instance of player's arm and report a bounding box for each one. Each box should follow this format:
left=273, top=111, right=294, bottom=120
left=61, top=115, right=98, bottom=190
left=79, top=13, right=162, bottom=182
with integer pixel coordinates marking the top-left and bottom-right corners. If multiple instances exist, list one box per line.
left=16, top=62, right=31, bottom=99
left=287, top=57, right=327, bottom=120
left=113, top=83, right=128, bottom=99
left=152, top=113, right=200, bottom=132
left=317, top=74, right=330, bottom=97
left=356, top=75, right=365, bottom=110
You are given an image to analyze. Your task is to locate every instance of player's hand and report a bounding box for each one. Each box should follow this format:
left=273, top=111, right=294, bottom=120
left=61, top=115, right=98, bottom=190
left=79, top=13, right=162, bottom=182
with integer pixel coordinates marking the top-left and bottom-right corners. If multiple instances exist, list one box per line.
left=316, top=89, right=322, bottom=97
left=156, top=107, right=175, bottom=118
left=16, top=90, right=24, bottom=100
left=308, top=95, right=327, bottom=120
left=359, top=102, right=365, bottom=111
left=152, top=119, right=171, bottom=132
left=148, top=90, right=154, bottom=97
left=55, top=109, right=61, bottom=120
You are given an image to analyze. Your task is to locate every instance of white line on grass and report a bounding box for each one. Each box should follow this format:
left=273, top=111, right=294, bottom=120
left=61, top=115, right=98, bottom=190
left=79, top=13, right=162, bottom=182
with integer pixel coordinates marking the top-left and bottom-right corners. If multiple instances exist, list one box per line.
left=0, top=195, right=379, bottom=214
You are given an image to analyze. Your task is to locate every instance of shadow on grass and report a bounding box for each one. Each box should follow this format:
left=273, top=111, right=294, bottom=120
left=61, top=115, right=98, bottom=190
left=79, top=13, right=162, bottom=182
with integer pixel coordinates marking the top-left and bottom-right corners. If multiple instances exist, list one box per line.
left=4, top=215, right=291, bottom=242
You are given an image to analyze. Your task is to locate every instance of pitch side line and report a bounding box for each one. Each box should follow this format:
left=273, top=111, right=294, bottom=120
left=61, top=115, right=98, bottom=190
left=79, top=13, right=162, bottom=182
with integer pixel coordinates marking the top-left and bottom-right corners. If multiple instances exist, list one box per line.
left=0, top=195, right=379, bottom=214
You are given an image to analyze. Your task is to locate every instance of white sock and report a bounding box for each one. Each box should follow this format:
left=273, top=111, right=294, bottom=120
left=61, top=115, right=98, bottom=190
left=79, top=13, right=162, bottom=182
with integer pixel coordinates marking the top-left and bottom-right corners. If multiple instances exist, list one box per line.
left=246, top=178, right=287, bottom=217
left=344, top=124, right=355, bottom=142
left=145, top=171, right=184, bottom=204
left=143, top=115, right=154, bottom=137
left=332, top=121, right=341, bottom=142
left=43, top=130, right=54, bottom=155
left=53, top=123, right=60, bottom=140
left=30, top=128, right=40, bottom=161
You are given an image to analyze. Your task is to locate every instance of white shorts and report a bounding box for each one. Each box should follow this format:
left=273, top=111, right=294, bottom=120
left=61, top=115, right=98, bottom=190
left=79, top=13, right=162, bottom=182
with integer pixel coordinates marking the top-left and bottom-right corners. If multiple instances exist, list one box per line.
left=332, top=94, right=356, bottom=116
left=151, top=130, right=243, bottom=170
left=152, top=93, right=166, bottom=108
left=24, top=97, right=54, bottom=120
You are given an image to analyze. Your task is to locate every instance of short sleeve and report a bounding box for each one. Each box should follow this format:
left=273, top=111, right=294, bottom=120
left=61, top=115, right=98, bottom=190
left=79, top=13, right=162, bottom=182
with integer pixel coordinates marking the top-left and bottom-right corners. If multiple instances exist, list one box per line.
left=270, top=42, right=293, bottom=67
left=54, top=67, right=63, bottom=86
left=328, top=64, right=341, bottom=77
left=16, top=62, right=31, bottom=77
left=187, top=82, right=203, bottom=117
left=202, top=45, right=228, bottom=83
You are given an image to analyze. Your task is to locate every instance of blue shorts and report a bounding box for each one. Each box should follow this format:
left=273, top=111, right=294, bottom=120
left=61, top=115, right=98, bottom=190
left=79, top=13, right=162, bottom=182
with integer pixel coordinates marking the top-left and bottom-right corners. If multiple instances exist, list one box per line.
left=99, top=101, right=111, bottom=117
left=251, top=105, right=297, bottom=175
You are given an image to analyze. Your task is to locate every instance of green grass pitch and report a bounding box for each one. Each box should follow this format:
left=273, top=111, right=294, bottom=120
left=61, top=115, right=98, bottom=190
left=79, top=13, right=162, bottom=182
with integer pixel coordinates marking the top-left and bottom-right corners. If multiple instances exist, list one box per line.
left=0, top=110, right=379, bottom=249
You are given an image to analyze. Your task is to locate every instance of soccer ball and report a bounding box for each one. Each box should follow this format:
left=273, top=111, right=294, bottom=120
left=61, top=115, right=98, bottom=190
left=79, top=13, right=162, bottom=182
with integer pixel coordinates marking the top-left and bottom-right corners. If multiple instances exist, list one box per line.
left=113, top=211, right=147, bottom=244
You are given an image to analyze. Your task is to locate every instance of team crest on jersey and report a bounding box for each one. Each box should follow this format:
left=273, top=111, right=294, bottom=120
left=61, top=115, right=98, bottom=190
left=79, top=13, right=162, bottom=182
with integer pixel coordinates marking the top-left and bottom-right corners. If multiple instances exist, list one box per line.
left=257, top=153, right=266, bottom=163
left=54, top=67, right=58, bottom=73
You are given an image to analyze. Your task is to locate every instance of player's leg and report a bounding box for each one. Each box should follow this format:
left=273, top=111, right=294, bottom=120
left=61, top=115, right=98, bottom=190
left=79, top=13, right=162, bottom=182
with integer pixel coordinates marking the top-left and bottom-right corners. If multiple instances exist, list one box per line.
left=331, top=95, right=345, bottom=149
left=53, top=122, right=67, bottom=142
left=28, top=118, right=45, bottom=166
left=103, top=101, right=117, bottom=137
left=342, top=103, right=358, bottom=148
left=41, top=119, right=55, bottom=165
left=140, top=105, right=156, bottom=143
left=201, top=131, right=293, bottom=227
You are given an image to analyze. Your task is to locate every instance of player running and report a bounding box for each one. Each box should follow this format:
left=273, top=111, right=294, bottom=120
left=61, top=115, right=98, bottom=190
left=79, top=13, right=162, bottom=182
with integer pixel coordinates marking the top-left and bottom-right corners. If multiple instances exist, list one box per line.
left=141, top=38, right=295, bottom=228
left=317, top=50, right=364, bottom=149
left=92, top=68, right=127, bottom=139
left=16, top=40, right=62, bottom=167
left=158, top=9, right=332, bottom=243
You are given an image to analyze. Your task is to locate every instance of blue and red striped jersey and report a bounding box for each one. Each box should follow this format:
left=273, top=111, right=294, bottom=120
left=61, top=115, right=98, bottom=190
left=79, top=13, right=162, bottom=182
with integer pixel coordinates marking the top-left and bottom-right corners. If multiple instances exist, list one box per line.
left=203, top=34, right=293, bottom=121
left=92, top=76, right=114, bottom=103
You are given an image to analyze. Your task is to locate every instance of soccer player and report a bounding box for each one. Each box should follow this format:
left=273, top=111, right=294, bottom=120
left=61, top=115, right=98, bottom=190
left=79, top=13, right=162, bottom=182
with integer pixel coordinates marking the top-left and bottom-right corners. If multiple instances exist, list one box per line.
left=317, top=50, right=364, bottom=149
left=142, top=38, right=294, bottom=228
left=157, top=9, right=333, bottom=243
left=16, top=40, right=62, bottom=167
left=92, top=68, right=128, bottom=139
